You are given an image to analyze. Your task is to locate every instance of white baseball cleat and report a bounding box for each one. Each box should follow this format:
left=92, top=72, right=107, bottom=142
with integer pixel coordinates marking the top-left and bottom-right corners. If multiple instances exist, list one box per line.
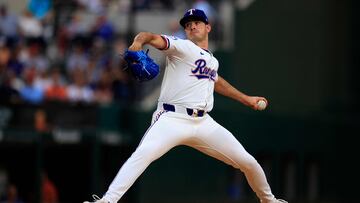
left=83, top=194, right=109, bottom=203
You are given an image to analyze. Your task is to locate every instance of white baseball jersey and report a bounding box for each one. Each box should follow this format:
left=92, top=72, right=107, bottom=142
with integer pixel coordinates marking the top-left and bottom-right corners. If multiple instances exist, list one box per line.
left=158, top=35, right=219, bottom=112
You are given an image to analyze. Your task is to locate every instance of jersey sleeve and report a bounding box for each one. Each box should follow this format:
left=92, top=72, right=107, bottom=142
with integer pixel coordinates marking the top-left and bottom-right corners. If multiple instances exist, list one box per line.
left=160, top=35, right=189, bottom=57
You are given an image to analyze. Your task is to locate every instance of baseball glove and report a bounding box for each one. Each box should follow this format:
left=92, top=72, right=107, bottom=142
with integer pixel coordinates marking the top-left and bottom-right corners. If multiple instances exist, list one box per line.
left=123, top=49, right=160, bottom=82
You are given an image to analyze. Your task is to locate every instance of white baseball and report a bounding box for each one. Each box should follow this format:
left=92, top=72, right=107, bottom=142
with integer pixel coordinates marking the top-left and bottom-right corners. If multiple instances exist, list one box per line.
left=257, top=100, right=267, bottom=110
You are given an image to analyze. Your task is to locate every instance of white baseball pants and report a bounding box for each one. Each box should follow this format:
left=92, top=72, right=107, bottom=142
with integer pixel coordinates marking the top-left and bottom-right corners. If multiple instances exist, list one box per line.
left=103, top=109, right=276, bottom=203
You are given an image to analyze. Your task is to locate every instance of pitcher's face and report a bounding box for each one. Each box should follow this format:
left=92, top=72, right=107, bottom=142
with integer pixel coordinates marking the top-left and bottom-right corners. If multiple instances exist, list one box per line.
left=184, top=21, right=211, bottom=42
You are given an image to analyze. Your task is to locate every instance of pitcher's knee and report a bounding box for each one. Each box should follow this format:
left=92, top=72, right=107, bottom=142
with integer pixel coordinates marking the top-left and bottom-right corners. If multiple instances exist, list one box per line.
left=236, top=156, right=260, bottom=172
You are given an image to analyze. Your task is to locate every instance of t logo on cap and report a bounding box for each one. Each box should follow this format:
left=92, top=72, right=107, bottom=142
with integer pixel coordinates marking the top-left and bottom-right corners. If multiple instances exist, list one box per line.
left=188, top=8, right=195, bottom=15
left=179, top=8, right=209, bottom=28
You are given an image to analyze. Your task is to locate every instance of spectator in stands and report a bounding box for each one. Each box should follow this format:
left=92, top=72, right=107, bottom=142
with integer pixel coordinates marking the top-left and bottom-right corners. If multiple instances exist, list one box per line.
left=23, top=42, right=50, bottom=75
left=0, top=184, right=24, bottom=203
left=41, top=10, right=55, bottom=44
left=0, top=70, right=20, bottom=104
left=0, top=45, right=20, bottom=103
left=65, top=43, right=89, bottom=75
left=19, top=67, right=44, bottom=104
left=41, top=172, right=58, bottom=203
left=27, top=0, right=52, bottom=20
left=111, top=65, right=131, bottom=102
left=86, top=37, right=112, bottom=86
left=7, top=46, right=24, bottom=77
left=44, top=68, right=67, bottom=102
left=111, top=37, right=132, bottom=101
left=94, top=69, right=113, bottom=104
left=7, top=69, right=24, bottom=94
left=64, top=13, right=91, bottom=47
left=67, top=69, right=94, bottom=103
left=18, top=10, right=44, bottom=46
left=92, top=15, right=114, bottom=43
left=76, top=0, right=109, bottom=14
left=0, top=4, right=19, bottom=48
left=33, top=68, right=52, bottom=94
left=34, top=109, right=49, bottom=132
left=0, top=45, right=10, bottom=68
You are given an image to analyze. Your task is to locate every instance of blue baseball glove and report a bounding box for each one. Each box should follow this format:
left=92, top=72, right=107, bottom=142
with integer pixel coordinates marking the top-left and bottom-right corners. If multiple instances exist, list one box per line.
left=123, top=49, right=160, bottom=82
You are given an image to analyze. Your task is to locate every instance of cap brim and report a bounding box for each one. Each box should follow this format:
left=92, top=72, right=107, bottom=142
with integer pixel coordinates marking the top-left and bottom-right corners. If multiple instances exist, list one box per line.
left=180, top=16, right=208, bottom=27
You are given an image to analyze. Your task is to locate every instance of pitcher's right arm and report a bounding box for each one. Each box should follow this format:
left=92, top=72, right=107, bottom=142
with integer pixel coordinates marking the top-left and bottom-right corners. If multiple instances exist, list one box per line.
left=128, top=32, right=167, bottom=51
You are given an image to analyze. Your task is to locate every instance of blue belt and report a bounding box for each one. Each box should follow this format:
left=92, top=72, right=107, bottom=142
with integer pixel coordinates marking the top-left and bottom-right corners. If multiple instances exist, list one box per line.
left=163, top=103, right=206, bottom=117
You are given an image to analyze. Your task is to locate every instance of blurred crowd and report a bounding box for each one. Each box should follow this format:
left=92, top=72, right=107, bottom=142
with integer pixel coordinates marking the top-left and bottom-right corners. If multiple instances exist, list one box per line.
left=0, top=1, right=135, bottom=106
left=0, top=0, right=220, bottom=106
left=0, top=171, right=58, bottom=203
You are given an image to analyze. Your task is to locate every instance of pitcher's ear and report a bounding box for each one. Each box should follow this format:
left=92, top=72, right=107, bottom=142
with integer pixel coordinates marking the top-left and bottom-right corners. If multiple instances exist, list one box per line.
left=206, top=24, right=211, bottom=32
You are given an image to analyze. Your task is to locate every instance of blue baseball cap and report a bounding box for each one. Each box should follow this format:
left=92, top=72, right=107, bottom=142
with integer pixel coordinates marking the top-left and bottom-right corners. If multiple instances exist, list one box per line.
left=179, top=9, right=209, bottom=28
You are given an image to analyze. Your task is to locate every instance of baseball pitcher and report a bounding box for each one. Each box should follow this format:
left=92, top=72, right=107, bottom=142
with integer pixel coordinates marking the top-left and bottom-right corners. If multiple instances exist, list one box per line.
left=84, top=9, right=287, bottom=203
